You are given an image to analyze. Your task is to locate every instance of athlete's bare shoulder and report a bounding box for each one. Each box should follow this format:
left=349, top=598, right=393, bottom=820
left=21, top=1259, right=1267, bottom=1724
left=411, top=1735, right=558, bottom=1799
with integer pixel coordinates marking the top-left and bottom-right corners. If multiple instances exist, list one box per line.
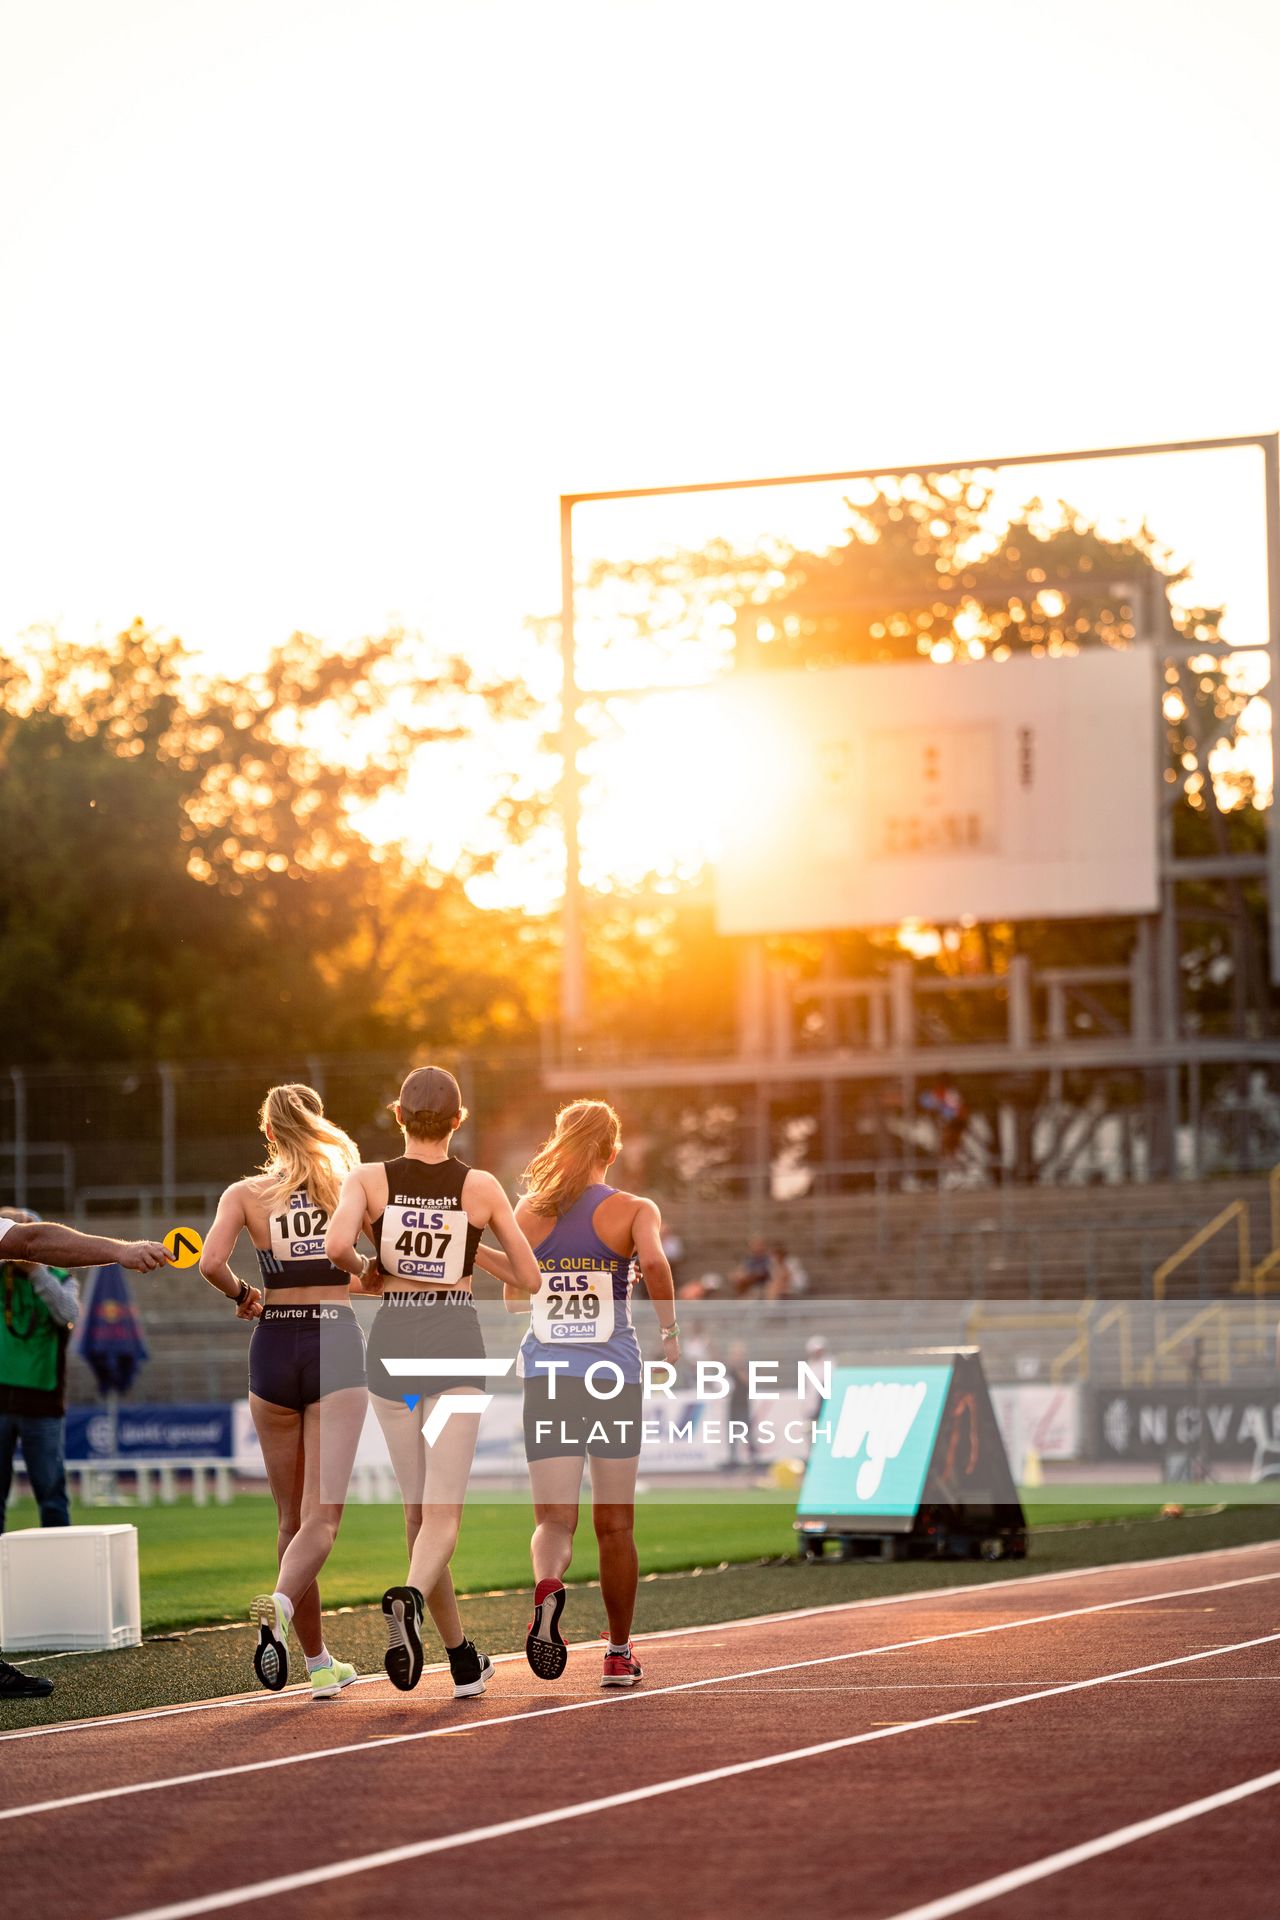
left=459, top=1165, right=502, bottom=1218
left=593, top=1186, right=652, bottom=1255
left=514, top=1194, right=556, bottom=1247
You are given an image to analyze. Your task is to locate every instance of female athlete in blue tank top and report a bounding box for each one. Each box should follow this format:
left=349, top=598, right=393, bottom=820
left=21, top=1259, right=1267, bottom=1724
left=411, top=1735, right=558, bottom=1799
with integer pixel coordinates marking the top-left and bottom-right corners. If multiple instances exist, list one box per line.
left=473, top=1099, right=679, bottom=1690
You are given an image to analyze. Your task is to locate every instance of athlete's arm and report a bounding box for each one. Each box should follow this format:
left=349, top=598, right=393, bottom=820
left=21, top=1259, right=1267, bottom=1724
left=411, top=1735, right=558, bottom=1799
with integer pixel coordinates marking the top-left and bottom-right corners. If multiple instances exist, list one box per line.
left=326, top=1169, right=376, bottom=1284
left=198, top=1186, right=263, bottom=1319
left=469, top=1175, right=542, bottom=1295
left=472, top=1241, right=531, bottom=1313
left=472, top=1241, right=514, bottom=1281
left=632, top=1197, right=679, bottom=1365
left=0, top=1215, right=174, bottom=1273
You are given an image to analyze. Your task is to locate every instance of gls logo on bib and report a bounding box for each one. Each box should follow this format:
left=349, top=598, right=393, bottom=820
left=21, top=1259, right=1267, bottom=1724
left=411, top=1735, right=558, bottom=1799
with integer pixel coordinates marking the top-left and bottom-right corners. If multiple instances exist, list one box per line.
left=832, top=1379, right=929, bottom=1500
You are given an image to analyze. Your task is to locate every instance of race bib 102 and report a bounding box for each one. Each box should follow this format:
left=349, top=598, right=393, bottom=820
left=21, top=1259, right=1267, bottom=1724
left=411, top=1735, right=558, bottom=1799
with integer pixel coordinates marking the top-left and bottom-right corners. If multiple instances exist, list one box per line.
left=530, top=1268, right=616, bottom=1344
left=380, top=1204, right=469, bottom=1286
left=270, top=1191, right=330, bottom=1264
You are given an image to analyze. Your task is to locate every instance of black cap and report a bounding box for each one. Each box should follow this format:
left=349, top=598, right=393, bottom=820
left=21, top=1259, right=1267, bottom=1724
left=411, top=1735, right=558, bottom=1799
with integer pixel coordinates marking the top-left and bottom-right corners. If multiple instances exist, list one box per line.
left=398, top=1066, right=462, bottom=1115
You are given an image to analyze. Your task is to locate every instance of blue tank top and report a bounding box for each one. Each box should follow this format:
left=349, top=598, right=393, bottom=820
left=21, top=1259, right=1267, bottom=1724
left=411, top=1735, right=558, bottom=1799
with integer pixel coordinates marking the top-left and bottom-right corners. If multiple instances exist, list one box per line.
left=518, top=1183, right=641, bottom=1384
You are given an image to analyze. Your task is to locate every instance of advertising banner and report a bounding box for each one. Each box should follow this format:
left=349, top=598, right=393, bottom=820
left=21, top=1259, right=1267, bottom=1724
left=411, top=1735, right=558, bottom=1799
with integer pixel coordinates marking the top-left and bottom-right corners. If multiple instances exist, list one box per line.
left=991, top=1383, right=1082, bottom=1472
left=66, top=1403, right=233, bottom=1461
left=1090, top=1387, right=1280, bottom=1468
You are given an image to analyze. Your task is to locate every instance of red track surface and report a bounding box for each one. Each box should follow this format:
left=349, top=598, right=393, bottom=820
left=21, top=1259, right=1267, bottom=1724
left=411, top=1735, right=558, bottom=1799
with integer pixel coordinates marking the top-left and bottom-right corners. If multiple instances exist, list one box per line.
left=3, top=1541, right=1279, bottom=1920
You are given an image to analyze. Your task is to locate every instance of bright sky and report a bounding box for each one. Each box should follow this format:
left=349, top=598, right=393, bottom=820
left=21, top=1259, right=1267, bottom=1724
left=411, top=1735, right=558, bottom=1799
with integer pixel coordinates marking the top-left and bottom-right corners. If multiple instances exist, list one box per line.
left=3, top=0, right=1278, bottom=905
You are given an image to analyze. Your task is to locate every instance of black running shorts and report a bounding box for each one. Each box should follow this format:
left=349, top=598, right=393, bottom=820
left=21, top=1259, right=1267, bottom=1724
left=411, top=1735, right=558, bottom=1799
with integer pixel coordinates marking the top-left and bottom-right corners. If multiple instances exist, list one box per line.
left=248, top=1304, right=366, bottom=1412
left=522, top=1370, right=644, bottom=1461
left=365, top=1291, right=487, bottom=1403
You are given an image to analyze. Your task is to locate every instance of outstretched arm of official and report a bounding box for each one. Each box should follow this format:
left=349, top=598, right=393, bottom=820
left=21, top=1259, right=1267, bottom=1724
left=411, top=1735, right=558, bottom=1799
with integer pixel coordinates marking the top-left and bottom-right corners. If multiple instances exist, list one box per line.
left=0, top=1215, right=174, bottom=1273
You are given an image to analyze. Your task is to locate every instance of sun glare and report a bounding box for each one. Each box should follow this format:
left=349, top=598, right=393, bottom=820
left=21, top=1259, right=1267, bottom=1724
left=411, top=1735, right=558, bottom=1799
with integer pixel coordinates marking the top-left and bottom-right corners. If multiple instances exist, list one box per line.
left=577, top=689, right=736, bottom=894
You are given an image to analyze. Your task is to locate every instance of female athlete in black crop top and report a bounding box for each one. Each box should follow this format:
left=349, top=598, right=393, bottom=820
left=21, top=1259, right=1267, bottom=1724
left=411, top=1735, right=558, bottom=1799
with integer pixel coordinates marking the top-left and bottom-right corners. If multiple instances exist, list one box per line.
left=326, top=1063, right=541, bottom=1695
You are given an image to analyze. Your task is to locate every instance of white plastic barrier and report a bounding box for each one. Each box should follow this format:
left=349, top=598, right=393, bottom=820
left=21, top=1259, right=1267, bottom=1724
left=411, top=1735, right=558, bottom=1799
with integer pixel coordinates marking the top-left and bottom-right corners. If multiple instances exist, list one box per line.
left=62, top=1459, right=235, bottom=1507
left=0, top=1524, right=142, bottom=1652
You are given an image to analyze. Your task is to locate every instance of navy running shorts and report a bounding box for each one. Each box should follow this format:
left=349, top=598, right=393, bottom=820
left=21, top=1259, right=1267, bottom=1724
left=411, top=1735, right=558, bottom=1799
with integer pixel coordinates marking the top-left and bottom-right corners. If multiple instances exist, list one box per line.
left=248, top=1304, right=366, bottom=1412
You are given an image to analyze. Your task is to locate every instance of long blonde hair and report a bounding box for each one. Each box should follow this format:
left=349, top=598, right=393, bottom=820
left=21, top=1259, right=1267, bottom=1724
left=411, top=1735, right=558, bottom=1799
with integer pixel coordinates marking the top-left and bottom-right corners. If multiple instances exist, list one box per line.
left=521, top=1100, right=621, bottom=1218
left=257, top=1084, right=359, bottom=1215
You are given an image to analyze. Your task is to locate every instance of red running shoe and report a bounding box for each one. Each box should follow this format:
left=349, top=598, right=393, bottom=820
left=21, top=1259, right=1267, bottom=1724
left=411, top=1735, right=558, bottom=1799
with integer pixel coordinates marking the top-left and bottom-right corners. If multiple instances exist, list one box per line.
left=526, top=1578, right=568, bottom=1680
left=601, top=1643, right=643, bottom=1688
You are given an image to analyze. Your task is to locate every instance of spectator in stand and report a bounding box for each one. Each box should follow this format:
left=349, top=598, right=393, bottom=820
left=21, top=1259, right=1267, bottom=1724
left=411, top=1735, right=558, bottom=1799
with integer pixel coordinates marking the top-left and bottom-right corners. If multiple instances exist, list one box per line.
left=677, top=1271, right=724, bottom=1302
left=678, top=1317, right=710, bottom=1389
left=660, top=1226, right=685, bottom=1294
left=0, top=1205, right=172, bottom=1704
left=731, top=1237, right=771, bottom=1299
left=723, top=1342, right=758, bottom=1471
left=764, top=1245, right=810, bottom=1300
left=802, top=1335, right=833, bottom=1454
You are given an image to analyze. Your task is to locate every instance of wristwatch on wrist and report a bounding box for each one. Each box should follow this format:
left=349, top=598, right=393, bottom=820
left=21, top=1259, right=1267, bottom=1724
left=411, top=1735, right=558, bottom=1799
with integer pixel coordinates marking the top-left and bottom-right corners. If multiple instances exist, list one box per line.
left=660, top=1320, right=680, bottom=1339
left=234, top=1278, right=250, bottom=1307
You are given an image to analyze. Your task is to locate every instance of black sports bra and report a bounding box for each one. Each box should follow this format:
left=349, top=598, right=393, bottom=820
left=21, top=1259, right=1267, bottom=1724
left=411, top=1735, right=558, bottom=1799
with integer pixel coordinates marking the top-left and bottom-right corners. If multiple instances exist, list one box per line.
left=372, top=1156, right=483, bottom=1287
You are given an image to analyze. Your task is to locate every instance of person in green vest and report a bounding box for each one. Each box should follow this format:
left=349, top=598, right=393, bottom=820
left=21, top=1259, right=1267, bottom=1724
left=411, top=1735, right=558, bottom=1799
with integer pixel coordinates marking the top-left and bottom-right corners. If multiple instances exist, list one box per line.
left=0, top=1207, right=81, bottom=1536
left=0, top=1208, right=171, bottom=1702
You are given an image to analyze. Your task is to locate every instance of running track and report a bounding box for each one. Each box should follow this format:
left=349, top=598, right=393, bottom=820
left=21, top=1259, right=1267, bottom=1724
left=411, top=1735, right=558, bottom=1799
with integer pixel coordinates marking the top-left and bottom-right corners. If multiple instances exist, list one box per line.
left=3, top=1540, right=1279, bottom=1920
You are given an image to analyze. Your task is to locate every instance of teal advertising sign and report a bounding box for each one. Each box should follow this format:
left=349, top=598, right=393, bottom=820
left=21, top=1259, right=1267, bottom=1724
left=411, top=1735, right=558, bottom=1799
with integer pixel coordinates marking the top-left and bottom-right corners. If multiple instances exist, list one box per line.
left=798, top=1364, right=953, bottom=1520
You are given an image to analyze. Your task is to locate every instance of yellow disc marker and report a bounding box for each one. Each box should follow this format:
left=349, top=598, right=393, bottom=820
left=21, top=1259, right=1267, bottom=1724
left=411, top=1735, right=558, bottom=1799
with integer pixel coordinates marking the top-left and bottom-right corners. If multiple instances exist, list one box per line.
left=164, top=1226, right=204, bottom=1268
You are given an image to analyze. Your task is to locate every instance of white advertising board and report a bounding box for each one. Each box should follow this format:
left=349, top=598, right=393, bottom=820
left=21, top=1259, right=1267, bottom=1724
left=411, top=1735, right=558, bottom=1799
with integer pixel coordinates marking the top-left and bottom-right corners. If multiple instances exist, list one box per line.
left=991, top=1383, right=1083, bottom=1475
left=714, top=647, right=1158, bottom=933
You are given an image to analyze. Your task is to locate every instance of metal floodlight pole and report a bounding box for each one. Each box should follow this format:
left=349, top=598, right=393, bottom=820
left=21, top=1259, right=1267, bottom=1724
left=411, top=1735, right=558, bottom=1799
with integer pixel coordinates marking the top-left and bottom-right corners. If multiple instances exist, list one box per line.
left=559, top=496, right=586, bottom=1037
left=1265, top=435, right=1280, bottom=985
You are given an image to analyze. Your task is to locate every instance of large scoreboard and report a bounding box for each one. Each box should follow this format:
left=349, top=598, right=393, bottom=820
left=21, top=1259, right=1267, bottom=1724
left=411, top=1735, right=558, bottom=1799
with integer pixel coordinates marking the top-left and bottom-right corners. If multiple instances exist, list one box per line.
left=714, top=646, right=1159, bottom=934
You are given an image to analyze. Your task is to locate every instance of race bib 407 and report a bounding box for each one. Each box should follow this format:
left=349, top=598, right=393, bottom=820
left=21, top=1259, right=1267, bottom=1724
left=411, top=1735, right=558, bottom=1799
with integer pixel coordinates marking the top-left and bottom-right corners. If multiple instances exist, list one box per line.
left=380, top=1205, right=469, bottom=1285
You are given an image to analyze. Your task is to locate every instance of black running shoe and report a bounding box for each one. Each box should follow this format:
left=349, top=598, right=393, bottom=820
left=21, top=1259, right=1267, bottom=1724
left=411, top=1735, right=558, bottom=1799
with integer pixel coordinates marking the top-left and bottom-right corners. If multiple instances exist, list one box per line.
left=382, top=1585, right=425, bottom=1692
left=526, top=1577, right=568, bottom=1680
left=0, top=1659, right=54, bottom=1700
left=448, top=1639, right=493, bottom=1699
left=249, top=1594, right=289, bottom=1692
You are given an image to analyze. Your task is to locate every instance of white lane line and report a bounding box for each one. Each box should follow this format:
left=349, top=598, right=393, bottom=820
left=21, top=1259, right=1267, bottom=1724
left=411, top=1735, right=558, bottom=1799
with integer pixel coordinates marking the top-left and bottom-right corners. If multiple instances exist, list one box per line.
left=4, top=1566, right=1277, bottom=1825
left=881, top=1765, right=1280, bottom=1920
left=109, top=1630, right=1280, bottom=1920
left=4, top=1534, right=1276, bottom=1745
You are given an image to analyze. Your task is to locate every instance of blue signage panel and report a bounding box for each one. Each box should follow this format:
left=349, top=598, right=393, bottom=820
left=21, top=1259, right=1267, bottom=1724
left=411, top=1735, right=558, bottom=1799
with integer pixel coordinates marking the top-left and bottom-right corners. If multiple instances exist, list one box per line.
left=798, top=1364, right=954, bottom=1520
left=65, top=1403, right=233, bottom=1461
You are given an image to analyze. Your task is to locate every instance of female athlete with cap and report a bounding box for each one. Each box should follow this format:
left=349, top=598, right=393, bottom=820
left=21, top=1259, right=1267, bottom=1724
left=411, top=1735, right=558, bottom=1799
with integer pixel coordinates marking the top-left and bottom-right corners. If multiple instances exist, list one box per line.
left=199, top=1084, right=369, bottom=1701
left=473, top=1099, right=679, bottom=1689
left=326, top=1065, right=543, bottom=1698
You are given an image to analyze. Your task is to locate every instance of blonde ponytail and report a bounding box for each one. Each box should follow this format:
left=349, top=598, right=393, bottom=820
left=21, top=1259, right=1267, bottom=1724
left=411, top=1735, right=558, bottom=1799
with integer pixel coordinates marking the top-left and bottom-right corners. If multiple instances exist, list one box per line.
left=258, top=1084, right=359, bottom=1215
left=521, top=1100, right=621, bottom=1219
